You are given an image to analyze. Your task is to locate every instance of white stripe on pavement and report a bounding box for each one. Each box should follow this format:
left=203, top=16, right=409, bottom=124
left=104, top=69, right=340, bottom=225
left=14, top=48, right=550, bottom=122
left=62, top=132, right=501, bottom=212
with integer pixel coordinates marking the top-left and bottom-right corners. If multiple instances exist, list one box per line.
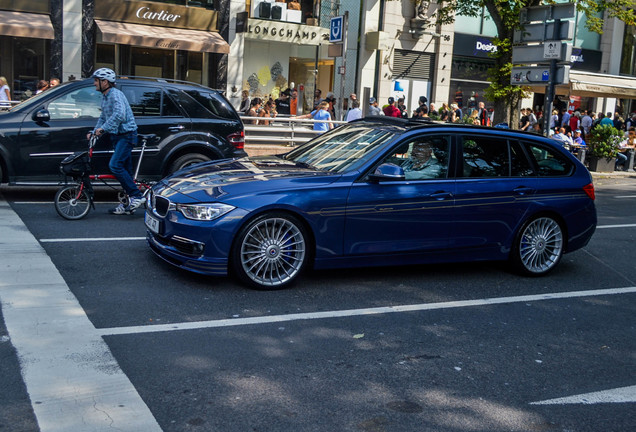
left=531, top=385, right=636, bottom=405
left=0, top=199, right=162, bottom=432
left=98, top=286, right=636, bottom=337
left=596, top=224, right=636, bottom=229
left=40, top=237, right=146, bottom=243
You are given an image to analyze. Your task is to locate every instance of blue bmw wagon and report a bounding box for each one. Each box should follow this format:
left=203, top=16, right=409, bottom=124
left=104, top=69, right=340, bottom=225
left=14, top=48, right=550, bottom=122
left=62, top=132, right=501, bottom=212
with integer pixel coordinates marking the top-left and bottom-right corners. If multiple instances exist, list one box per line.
left=145, top=117, right=597, bottom=290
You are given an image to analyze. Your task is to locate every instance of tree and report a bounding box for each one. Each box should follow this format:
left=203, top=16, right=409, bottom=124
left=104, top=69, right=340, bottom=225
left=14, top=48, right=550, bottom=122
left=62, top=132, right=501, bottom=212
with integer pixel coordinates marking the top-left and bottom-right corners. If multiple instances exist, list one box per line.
left=424, top=0, right=636, bottom=126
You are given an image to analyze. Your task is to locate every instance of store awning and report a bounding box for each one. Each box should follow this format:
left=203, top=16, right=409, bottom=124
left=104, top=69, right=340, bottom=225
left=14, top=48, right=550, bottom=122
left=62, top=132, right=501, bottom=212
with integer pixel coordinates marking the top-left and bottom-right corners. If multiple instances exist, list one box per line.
left=95, top=20, right=229, bottom=54
left=568, top=71, right=636, bottom=99
left=0, top=11, right=54, bottom=39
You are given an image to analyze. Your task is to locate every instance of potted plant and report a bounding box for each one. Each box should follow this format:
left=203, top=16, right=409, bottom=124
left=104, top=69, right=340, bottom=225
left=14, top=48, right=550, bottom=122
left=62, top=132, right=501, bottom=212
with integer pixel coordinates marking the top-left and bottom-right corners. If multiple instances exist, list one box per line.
left=586, top=124, right=622, bottom=172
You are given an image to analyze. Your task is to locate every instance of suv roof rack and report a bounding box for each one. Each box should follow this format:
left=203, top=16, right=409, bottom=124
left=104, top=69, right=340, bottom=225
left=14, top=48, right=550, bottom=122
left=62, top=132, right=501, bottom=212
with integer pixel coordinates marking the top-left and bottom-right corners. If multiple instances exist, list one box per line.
left=116, top=75, right=225, bottom=92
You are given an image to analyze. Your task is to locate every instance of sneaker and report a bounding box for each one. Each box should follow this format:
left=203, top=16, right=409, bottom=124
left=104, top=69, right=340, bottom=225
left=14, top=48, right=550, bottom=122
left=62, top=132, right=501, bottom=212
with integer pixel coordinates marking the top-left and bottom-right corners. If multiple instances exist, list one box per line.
left=127, top=196, right=146, bottom=211
left=108, top=203, right=129, bottom=215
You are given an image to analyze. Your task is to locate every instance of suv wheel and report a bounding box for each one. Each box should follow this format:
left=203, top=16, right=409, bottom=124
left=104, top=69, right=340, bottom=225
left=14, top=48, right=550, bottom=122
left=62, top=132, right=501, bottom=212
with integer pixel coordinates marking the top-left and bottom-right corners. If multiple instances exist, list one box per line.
left=169, top=153, right=211, bottom=173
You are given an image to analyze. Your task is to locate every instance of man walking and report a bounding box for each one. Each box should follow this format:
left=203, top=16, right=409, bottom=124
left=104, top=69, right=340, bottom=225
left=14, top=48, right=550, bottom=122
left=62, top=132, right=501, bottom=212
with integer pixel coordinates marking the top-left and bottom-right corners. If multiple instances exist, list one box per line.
left=88, top=68, right=144, bottom=215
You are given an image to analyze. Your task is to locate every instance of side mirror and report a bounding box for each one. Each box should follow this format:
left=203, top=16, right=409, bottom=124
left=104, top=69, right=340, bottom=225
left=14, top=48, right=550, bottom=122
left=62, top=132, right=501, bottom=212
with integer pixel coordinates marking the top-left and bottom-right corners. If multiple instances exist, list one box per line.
left=32, top=108, right=50, bottom=122
left=368, top=163, right=405, bottom=182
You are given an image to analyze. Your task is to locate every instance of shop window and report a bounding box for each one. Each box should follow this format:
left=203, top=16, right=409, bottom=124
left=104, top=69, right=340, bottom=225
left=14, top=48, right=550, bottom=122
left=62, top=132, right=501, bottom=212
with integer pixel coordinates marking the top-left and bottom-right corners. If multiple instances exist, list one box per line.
left=96, top=44, right=115, bottom=70
left=130, top=47, right=174, bottom=79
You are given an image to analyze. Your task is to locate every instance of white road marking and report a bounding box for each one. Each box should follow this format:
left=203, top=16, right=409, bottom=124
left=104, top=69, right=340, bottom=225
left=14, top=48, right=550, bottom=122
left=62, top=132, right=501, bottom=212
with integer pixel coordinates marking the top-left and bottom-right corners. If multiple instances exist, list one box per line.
left=596, top=224, right=636, bottom=229
left=98, top=286, right=636, bottom=336
left=613, top=195, right=636, bottom=198
left=0, top=201, right=162, bottom=432
left=531, top=385, right=636, bottom=405
left=40, top=237, right=145, bottom=243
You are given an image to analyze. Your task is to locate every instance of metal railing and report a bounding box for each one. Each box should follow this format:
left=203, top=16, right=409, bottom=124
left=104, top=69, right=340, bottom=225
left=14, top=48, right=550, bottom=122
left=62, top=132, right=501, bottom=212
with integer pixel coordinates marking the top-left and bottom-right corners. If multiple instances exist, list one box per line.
left=241, top=115, right=347, bottom=147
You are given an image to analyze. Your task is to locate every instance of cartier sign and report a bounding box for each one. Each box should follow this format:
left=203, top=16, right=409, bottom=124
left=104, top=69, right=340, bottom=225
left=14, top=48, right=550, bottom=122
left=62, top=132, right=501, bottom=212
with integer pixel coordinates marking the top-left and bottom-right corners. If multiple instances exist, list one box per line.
left=95, top=0, right=217, bottom=31
left=245, top=19, right=329, bottom=46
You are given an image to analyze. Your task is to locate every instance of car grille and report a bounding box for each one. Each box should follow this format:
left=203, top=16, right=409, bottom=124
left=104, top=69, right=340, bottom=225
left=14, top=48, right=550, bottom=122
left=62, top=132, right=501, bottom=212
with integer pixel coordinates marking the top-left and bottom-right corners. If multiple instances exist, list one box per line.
left=154, top=195, right=171, bottom=217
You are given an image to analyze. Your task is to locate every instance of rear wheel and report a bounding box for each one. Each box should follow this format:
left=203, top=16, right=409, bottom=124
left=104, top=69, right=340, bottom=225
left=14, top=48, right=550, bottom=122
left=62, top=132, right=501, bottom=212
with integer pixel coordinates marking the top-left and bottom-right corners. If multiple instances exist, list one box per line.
left=232, top=213, right=309, bottom=290
left=54, top=185, right=91, bottom=220
left=169, top=153, right=211, bottom=174
left=512, top=216, right=564, bottom=276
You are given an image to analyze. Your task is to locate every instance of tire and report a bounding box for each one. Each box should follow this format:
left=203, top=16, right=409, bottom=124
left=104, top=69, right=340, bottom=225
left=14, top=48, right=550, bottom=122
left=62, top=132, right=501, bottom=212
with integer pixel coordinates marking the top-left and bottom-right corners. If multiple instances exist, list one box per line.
left=168, top=153, right=211, bottom=174
left=117, top=190, right=130, bottom=206
left=512, top=216, right=564, bottom=276
left=232, top=213, right=309, bottom=290
left=55, top=185, right=91, bottom=220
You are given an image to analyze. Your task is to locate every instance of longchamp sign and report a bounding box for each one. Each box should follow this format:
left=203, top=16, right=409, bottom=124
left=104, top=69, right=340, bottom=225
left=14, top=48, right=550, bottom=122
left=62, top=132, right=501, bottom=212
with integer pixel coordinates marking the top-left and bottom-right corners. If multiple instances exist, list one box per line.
left=245, top=19, right=329, bottom=46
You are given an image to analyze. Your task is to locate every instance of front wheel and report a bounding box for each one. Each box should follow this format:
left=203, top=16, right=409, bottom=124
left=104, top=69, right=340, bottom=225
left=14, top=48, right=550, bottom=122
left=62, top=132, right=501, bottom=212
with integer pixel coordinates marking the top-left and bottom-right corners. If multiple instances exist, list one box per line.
left=231, top=213, right=309, bottom=290
left=512, top=216, right=564, bottom=276
left=55, top=185, right=91, bottom=220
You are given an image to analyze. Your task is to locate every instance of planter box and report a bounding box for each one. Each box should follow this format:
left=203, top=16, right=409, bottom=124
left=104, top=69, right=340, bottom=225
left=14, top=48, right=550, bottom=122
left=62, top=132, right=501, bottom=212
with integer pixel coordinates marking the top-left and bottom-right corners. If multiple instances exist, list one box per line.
left=588, top=156, right=615, bottom=173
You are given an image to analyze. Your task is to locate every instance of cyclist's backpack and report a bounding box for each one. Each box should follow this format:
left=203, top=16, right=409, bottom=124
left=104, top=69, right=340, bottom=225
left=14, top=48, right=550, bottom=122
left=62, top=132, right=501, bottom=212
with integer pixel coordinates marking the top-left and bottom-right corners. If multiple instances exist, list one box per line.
left=60, top=151, right=90, bottom=178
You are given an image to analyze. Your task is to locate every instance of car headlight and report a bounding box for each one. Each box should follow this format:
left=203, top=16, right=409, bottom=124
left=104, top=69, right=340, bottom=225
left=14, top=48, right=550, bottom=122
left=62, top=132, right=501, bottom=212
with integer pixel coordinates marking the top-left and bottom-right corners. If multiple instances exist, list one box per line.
left=175, top=203, right=235, bottom=221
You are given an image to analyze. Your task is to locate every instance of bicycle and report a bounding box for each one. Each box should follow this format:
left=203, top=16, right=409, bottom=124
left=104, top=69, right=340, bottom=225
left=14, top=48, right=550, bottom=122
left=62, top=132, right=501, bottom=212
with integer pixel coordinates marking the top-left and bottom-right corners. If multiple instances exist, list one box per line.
left=54, top=133, right=157, bottom=220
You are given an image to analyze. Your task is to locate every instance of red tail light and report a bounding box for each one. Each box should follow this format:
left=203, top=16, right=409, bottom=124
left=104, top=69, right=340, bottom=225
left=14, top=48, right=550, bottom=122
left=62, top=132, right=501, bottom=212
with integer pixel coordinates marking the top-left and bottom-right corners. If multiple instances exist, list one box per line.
left=228, top=131, right=244, bottom=150
left=583, top=183, right=595, bottom=201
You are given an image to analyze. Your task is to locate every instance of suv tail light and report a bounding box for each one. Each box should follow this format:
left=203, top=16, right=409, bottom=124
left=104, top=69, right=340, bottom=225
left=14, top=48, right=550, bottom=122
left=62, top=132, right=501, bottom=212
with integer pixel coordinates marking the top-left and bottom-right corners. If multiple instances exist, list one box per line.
left=583, top=183, right=595, bottom=200
left=228, top=131, right=244, bottom=150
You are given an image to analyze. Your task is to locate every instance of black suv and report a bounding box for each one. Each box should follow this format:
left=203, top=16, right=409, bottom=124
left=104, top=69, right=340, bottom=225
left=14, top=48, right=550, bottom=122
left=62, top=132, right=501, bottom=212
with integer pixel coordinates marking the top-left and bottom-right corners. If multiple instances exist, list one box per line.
left=0, top=77, right=246, bottom=185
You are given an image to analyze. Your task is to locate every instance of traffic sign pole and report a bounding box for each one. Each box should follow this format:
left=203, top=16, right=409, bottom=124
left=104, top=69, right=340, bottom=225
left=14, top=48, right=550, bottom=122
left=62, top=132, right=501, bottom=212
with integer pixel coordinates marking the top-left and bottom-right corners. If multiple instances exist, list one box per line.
left=543, top=19, right=561, bottom=137
left=338, top=12, right=348, bottom=121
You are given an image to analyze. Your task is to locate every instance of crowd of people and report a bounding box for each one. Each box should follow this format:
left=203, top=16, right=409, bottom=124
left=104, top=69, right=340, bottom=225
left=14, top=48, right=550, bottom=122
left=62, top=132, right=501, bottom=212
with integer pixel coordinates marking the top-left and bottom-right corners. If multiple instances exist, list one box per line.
left=537, top=107, right=636, bottom=171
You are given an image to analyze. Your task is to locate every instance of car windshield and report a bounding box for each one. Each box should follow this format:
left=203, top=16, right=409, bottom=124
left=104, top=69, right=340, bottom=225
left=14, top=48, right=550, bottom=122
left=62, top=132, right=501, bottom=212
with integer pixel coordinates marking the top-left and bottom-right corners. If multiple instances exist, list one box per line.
left=284, top=124, right=398, bottom=173
left=8, top=81, right=75, bottom=113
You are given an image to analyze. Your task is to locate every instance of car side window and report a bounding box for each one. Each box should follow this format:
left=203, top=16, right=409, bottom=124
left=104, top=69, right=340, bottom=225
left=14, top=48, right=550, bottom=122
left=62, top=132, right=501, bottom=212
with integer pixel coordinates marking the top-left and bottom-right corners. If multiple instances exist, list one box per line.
left=510, top=141, right=535, bottom=176
left=183, top=90, right=237, bottom=120
left=380, top=135, right=450, bottom=180
left=47, top=87, right=102, bottom=119
left=461, top=136, right=509, bottom=177
left=120, top=86, right=181, bottom=117
left=523, top=142, right=574, bottom=176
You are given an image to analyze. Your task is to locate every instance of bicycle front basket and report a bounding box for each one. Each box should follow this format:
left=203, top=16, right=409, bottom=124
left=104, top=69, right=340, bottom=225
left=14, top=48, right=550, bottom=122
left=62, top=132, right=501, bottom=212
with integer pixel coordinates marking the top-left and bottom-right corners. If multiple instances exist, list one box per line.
left=60, top=151, right=90, bottom=178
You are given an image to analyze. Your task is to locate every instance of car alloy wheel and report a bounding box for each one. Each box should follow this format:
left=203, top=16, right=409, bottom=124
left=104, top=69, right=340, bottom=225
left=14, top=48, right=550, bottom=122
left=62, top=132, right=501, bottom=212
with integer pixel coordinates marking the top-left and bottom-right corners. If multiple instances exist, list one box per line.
left=515, top=216, right=563, bottom=275
left=233, top=213, right=308, bottom=289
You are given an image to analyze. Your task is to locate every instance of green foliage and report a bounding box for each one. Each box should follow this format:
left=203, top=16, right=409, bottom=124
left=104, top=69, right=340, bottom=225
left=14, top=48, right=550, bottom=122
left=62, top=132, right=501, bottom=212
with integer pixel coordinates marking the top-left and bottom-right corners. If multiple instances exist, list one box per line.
left=586, top=125, right=623, bottom=160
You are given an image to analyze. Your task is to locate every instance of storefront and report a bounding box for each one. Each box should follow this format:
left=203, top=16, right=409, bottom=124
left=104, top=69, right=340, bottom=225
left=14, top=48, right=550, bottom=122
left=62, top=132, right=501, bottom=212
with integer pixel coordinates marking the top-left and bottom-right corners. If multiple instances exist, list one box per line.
left=450, top=33, right=497, bottom=113
left=91, top=0, right=229, bottom=87
left=0, top=1, right=54, bottom=100
left=390, top=49, right=435, bottom=116
left=242, top=18, right=330, bottom=112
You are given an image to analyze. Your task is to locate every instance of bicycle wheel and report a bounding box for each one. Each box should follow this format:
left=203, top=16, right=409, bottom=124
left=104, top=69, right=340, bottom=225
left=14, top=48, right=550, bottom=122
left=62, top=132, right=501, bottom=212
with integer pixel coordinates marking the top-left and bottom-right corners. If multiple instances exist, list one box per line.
left=55, top=185, right=91, bottom=220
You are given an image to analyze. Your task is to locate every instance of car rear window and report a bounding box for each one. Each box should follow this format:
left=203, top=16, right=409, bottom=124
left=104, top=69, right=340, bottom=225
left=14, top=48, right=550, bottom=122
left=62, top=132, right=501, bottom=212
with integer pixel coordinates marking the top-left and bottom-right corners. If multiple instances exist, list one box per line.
left=183, top=90, right=238, bottom=120
left=523, top=142, right=574, bottom=176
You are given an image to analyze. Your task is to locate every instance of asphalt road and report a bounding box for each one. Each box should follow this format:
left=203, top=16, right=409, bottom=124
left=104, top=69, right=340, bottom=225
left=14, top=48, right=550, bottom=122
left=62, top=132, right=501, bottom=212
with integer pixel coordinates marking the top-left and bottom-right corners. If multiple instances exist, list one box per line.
left=1, top=177, right=635, bottom=432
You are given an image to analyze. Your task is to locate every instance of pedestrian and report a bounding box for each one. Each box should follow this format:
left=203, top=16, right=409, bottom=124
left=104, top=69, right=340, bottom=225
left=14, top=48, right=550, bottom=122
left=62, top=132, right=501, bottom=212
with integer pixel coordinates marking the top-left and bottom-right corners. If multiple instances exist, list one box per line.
left=239, top=90, right=251, bottom=114
left=345, top=100, right=362, bottom=122
left=245, top=97, right=262, bottom=124
left=368, top=97, right=384, bottom=116
left=87, top=68, right=144, bottom=215
left=35, top=80, right=49, bottom=94
left=0, top=76, right=11, bottom=109
left=397, top=97, right=408, bottom=118
left=295, top=100, right=333, bottom=132
left=275, top=90, right=290, bottom=115
left=383, top=97, right=401, bottom=117
left=258, top=99, right=277, bottom=125
left=289, top=89, right=298, bottom=116
left=49, top=77, right=60, bottom=88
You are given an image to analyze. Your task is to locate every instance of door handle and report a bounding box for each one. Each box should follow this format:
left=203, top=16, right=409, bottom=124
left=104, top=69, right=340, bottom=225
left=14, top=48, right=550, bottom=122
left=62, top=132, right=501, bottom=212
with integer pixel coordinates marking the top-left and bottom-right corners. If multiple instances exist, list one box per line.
left=168, top=125, right=185, bottom=132
left=513, top=186, right=536, bottom=196
left=430, top=191, right=452, bottom=200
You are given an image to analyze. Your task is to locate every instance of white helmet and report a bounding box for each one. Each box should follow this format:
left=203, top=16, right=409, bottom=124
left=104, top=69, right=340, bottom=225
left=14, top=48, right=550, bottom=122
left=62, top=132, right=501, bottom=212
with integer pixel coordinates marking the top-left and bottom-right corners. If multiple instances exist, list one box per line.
left=91, top=68, right=116, bottom=83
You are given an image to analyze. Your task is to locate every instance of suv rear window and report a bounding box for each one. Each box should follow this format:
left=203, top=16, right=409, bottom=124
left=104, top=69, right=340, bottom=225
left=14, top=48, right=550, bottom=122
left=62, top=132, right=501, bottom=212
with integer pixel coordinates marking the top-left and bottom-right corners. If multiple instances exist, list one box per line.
left=121, top=86, right=182, bottom=117
left=183, top=90, right=237, bottom=120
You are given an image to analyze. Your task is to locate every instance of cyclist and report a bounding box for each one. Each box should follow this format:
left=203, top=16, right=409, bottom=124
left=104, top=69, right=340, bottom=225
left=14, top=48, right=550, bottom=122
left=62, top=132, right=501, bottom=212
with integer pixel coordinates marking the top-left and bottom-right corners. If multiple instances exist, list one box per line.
left=87, top=67, right=145, bottom=215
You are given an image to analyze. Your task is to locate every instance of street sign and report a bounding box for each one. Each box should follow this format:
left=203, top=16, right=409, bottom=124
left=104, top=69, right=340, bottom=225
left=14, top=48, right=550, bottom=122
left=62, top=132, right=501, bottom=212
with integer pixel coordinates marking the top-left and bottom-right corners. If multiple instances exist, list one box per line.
left=513, top=20, right=574, bottom=44
left=511, top=65, right=570, bottom=85
left=511, top=42, right=572, bottom=64
left=329, top=16, right=343, bottom=43
left=520, top=3, right=576, bottom=23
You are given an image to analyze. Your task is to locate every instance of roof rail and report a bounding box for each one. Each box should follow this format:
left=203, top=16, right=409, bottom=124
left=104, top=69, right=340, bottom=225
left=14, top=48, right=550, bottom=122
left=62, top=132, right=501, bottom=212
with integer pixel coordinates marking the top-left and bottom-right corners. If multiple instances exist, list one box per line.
left=116, top=75, right=225, bottom=92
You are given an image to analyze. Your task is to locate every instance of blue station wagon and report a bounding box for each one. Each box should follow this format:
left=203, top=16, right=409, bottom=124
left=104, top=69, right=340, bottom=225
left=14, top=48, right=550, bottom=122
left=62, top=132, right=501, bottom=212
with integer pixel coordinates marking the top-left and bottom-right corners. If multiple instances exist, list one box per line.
left=145, top=117, right=597, bottom=290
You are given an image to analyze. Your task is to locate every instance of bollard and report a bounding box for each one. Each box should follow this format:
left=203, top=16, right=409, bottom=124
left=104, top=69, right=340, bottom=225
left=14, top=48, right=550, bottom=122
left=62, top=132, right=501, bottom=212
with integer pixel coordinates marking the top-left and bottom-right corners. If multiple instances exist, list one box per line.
left=579, top=148, right=586, bottom=163
left=629, top=150, right=635, bottom=171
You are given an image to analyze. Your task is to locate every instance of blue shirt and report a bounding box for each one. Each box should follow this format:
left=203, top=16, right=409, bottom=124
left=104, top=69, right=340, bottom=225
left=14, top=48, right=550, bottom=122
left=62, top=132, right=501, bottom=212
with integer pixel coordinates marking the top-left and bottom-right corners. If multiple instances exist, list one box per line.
left=312, top=109, right=331, bottom=131
left=94, top=87, right=137, bottom=135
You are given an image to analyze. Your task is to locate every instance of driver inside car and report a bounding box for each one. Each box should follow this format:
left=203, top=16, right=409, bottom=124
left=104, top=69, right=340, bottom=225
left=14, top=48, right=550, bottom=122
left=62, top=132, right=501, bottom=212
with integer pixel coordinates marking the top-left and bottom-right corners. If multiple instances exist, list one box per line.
left=402, top=141, right=442, bottom=180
